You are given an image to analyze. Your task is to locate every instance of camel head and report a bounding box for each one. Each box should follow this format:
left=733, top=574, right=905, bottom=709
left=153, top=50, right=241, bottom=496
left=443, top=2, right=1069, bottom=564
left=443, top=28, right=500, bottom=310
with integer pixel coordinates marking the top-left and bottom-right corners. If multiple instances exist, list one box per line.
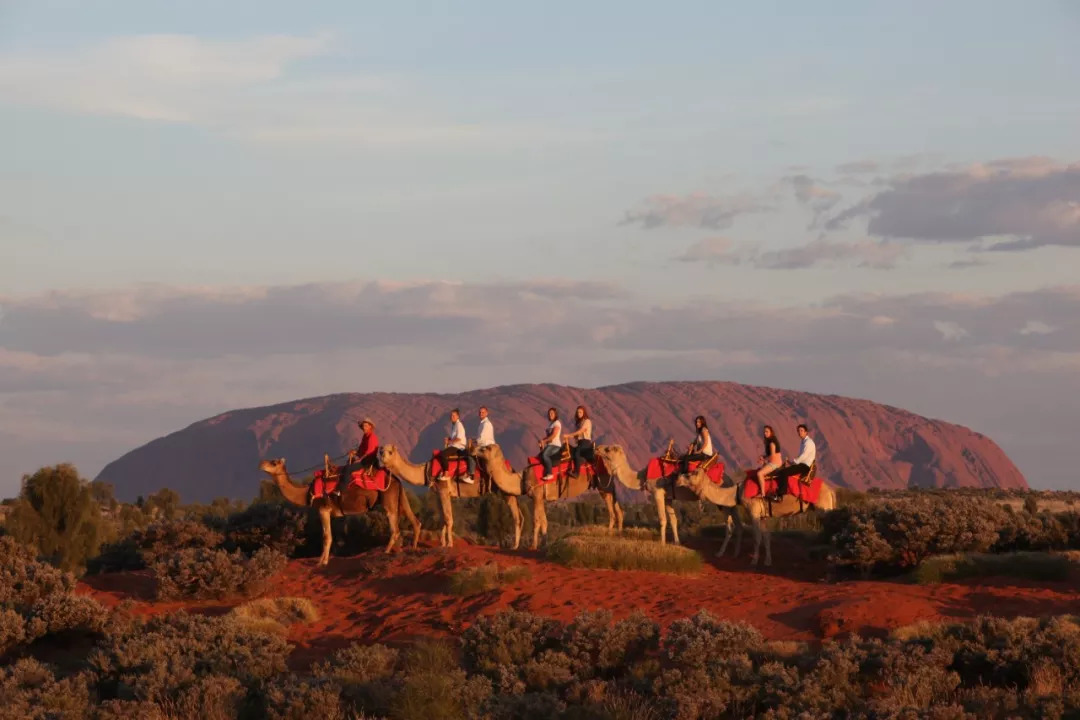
left=594, top=444, right=626, bottom=468
left=674, top=470, right=706, bottom=496
left=259, top=458, right=286, bottom=475
left=475, top=443, right=504, bottom=467
left=378, top=444, right=403, bottom=469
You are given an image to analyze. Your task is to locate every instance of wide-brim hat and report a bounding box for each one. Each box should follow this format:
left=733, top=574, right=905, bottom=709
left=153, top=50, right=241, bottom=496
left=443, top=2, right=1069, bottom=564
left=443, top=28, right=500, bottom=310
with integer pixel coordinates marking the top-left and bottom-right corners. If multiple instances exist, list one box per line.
left=358, top=417, right=375, bottom=428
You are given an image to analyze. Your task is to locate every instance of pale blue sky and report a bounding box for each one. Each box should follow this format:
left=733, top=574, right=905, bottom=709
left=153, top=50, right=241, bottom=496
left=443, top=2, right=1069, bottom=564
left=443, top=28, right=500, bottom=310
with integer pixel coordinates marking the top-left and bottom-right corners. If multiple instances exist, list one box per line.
left=2, top=1, right=1080, bottom=494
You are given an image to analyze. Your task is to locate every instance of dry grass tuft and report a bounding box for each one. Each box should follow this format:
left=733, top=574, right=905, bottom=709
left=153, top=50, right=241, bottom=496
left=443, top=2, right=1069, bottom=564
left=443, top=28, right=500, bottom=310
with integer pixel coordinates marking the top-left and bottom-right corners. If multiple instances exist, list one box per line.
left=546, top=531, right=702, bottom=574
left=890, top=620, right=948, bottom=642
left=228, top=597, right=320, bottom=636
left=764, top=639, right=809, bottom=659
left=447, top=563, right=530, bottom=596
left=912, top=552, right=1071, bottom=585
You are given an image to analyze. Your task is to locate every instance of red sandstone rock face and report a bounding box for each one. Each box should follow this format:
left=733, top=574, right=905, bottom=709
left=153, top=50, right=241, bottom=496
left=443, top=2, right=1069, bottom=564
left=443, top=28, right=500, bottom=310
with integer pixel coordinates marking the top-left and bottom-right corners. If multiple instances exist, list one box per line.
left=96, top=381, right=1027, bottom=502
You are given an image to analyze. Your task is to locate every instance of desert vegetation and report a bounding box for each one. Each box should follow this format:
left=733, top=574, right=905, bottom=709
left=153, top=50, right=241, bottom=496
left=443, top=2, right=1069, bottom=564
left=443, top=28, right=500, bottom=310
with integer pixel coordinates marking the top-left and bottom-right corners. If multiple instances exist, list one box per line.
left=6, top=462, right=1080, bottom=716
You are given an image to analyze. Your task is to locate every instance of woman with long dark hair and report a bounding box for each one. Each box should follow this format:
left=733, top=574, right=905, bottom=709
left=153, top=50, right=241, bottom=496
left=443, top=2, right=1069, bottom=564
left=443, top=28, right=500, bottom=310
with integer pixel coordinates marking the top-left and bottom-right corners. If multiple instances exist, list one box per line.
left=682, top=415, right=714, bottom=471
left=755, top=424, right=782, bottom=489
left=537, top=407, right=563, bottom=480
left=564, top=405, right=594, bottom=476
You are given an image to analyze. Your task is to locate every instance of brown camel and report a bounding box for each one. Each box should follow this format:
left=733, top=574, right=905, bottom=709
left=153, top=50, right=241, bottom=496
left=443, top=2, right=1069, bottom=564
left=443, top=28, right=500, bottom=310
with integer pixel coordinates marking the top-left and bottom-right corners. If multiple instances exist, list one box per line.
left=593, top=444, right=699, bottom=546
left=377, top=444, right=525, bottom=550
left=676, top=468, right=836, bottom=566
left=474, top=444, right=624, bottom=551
left=258, top=458, right=420, bottom=566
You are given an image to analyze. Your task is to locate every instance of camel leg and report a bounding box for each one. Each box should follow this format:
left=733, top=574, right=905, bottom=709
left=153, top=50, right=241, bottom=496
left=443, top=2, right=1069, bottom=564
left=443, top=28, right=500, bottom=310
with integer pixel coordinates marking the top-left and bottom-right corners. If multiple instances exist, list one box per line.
left=655, top=489, right=668, bottom=545
left=749, top=504, right=763, bottom=566
left=717, top=511, right=733, bottom=557
left=505, top=495, right=523, bottom=550
left=398, top=485, right=421, bottom=550
left=762, top=521, right=773, bottom=567
left=385, top=496, right=401, bottom=554
left=438, top=488, right=454, bottom=548
left=319, top=507, right=332, bottom=566
left=531, top=491, right=545, bottom=550
left=668, top=503, right=680, bottom=546
left=732, top=509, right=744, bottom=557
left=615, top=500, right=624, bottom=532
left=603, top=491, right=616, bottom=533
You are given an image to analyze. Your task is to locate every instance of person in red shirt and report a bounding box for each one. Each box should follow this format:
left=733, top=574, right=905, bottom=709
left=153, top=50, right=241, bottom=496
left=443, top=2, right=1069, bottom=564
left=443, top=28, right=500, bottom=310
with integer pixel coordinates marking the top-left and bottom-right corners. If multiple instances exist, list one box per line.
left=331, top=418, right=379, bottom=497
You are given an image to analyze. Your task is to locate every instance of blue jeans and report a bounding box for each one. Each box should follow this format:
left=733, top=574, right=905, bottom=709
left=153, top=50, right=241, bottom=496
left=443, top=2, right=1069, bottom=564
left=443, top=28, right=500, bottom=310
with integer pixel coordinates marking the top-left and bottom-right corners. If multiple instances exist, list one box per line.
left=539, top=445, right=562, bottom=476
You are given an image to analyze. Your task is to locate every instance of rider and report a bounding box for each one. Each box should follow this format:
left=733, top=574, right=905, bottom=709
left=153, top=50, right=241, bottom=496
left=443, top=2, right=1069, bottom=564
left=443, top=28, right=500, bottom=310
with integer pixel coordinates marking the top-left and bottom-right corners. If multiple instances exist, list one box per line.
left=331, top=417, right=378, bottom=497
left=537, top=407, right=563, bottom=481
left=769, top=423, right=817, bottom=499
left=755, top=425, right=782, bottom=491
left=564, top=405, right=594, bottom=477
left=464, top=406, right=495, bottom=480
left=436, top=408, right=472, bottom=483
left=682, top=415, right=714, bottom=472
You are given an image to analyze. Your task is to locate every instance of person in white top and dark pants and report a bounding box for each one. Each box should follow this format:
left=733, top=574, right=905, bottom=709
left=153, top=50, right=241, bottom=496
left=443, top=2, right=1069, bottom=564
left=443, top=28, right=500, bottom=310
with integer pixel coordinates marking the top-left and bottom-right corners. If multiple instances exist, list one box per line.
left=769, top=423, right=817, bottom=497
left=465, top=406, right=495, bottom=480
left=564, top=405, right=594, bottom=476
left=538, top=407, right=563, bottom=480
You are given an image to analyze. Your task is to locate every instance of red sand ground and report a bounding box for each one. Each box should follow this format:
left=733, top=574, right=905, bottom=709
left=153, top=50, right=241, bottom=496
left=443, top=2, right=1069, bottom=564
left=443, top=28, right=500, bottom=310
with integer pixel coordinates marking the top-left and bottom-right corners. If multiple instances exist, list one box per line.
left=78, top=537, right=1080, bottom=670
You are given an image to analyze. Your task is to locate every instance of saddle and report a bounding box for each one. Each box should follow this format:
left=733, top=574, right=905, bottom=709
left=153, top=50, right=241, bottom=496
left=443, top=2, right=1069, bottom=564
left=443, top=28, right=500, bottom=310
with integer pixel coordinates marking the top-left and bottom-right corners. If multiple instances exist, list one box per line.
left=742, top=462, right=822, bottom=505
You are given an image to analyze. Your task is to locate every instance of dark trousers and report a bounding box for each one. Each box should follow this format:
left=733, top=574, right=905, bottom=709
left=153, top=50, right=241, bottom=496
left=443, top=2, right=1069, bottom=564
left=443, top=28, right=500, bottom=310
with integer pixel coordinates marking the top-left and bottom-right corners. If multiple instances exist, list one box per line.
left=682, top=452, right=711, bottom=473
left=539, top=445, right=562, bottom=476
left=769, top=463, right=811, bottom=493
left=571, top=440, right=594, bottom=473
left=439, top=447, right=465, bottom=474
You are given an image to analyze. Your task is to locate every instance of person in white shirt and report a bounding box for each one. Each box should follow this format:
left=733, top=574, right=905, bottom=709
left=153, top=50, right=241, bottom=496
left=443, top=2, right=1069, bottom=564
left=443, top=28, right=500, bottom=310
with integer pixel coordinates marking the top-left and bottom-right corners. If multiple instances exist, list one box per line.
left=563, top=405, right=594, bottom=476
left=437, top=408, right=471, bottom=483
left=464, top=406, right=495, bottom=480
left=537, top=407, right=563, bottom=480
left=769, top=424, right=817, bottom=496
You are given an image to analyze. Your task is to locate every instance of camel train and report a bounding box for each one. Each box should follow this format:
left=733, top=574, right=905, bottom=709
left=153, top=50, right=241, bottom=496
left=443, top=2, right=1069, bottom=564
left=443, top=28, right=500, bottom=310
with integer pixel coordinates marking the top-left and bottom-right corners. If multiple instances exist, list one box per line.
left=258, top=406, right=834, bottom=567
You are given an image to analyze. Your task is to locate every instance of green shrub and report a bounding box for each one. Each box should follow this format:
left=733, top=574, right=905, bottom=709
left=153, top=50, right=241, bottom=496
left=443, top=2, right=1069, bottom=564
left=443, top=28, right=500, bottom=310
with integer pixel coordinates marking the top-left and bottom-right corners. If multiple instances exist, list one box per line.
left=447, top=563, right=530, bottom=596
left=914, top=552, right=1072, bottom=584
left=4, top=465, right=106, bottom=571
left=89, top=518, right=224, bottom=574
left=90, top=611, right=290, bottom=703
left=546, top=532, right=702, bottom=574
left=224, top=502, right=309, bottom=557
left=151, top=546, right=287, bottom=601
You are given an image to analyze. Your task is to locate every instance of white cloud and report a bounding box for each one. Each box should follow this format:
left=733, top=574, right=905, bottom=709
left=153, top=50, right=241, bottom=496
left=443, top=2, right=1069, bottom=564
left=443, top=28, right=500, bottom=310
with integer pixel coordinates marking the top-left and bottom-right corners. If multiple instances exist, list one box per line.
left=933, top=320, right=970, bottom=341
left=0, top=33, right=569, bottom=149
left=1020, top=320, right=1056, bottom=335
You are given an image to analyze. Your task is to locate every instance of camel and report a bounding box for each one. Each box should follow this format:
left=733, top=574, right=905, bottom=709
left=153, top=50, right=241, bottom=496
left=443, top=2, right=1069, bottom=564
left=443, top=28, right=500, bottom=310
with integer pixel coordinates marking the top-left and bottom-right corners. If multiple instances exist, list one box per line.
left=676, top=467, right=836, bottom=567
left=473, top=443, right=624, bottom=551
left=593, top=443, right=702, bottom=546
left=258, top=458, right=420, bottom=566
left=377, top=444, right=526, bottom=550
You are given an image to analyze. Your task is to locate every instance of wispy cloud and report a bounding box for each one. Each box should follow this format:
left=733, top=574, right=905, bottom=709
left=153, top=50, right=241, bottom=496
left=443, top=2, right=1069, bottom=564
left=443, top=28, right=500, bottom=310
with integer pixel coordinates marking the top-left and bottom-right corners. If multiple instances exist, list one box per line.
left=620, top=192, right=774, bottom=230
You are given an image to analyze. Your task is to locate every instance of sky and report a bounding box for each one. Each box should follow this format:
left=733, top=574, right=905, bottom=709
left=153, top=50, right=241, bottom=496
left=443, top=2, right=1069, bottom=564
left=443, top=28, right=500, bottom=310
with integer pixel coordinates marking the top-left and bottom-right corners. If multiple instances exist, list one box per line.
left=2, top=1, right=1079, bottom=496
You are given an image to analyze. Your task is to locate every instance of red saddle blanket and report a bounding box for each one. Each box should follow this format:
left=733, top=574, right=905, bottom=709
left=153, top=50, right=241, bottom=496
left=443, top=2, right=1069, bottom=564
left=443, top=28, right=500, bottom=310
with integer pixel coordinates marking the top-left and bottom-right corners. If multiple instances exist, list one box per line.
left=645, top=457, right=722, bottom=482
left=742, top=470, right=823, bottom=504
left=429, top=451, right=512, bottom=481
left=311, top=467, right=389, bottom=497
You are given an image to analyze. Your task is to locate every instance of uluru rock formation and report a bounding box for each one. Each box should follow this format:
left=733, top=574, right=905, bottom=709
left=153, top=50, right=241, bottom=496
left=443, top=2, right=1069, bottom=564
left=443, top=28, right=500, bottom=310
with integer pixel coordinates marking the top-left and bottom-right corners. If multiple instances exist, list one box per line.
left=96, top=381, right=1026, bottom=502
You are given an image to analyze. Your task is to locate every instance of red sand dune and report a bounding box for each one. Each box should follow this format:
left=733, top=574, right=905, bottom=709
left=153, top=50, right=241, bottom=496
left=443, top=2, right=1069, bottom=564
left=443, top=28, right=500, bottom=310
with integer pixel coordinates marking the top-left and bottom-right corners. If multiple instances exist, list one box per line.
left=79, top=538, right=1080, bottom=669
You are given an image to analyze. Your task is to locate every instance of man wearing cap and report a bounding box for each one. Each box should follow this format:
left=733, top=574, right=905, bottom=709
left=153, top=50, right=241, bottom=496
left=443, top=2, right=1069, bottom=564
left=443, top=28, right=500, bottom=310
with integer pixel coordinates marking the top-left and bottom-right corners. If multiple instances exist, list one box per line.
left=331, top=418, right=379, bottom=497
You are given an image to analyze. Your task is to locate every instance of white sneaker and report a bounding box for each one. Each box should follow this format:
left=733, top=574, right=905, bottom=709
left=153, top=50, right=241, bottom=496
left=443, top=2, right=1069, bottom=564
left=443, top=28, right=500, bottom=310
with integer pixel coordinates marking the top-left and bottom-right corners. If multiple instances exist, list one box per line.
left=437, top=474, right=450, bottom=482
left=542, top=474, right=554, bottom=480
left=461, top=476, right=475, bottom=484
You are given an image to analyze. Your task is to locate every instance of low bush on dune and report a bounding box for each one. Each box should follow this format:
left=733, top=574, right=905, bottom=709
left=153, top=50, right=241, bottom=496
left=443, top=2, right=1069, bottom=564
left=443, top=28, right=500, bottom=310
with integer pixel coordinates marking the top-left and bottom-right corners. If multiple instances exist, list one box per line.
left=546, top=530, right=703, bottom=574
left=0, top=536, right=108, bottom=657
left=88, top=518, right=225, bottom=574
left=223, top=501, right=309, bottom=557
left=448, top=563, right=531, bottom=596
left=151, top=546, right=287, bottom=601
left=913, top=551, right=1073, bottom=584
left=227, top=596, right=320, bottom=636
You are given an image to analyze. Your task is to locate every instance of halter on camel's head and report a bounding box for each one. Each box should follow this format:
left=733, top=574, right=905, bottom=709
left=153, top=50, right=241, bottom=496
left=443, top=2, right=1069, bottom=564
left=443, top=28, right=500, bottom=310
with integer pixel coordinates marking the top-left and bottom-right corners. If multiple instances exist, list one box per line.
left=259, top=458, right=286, bottom=473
